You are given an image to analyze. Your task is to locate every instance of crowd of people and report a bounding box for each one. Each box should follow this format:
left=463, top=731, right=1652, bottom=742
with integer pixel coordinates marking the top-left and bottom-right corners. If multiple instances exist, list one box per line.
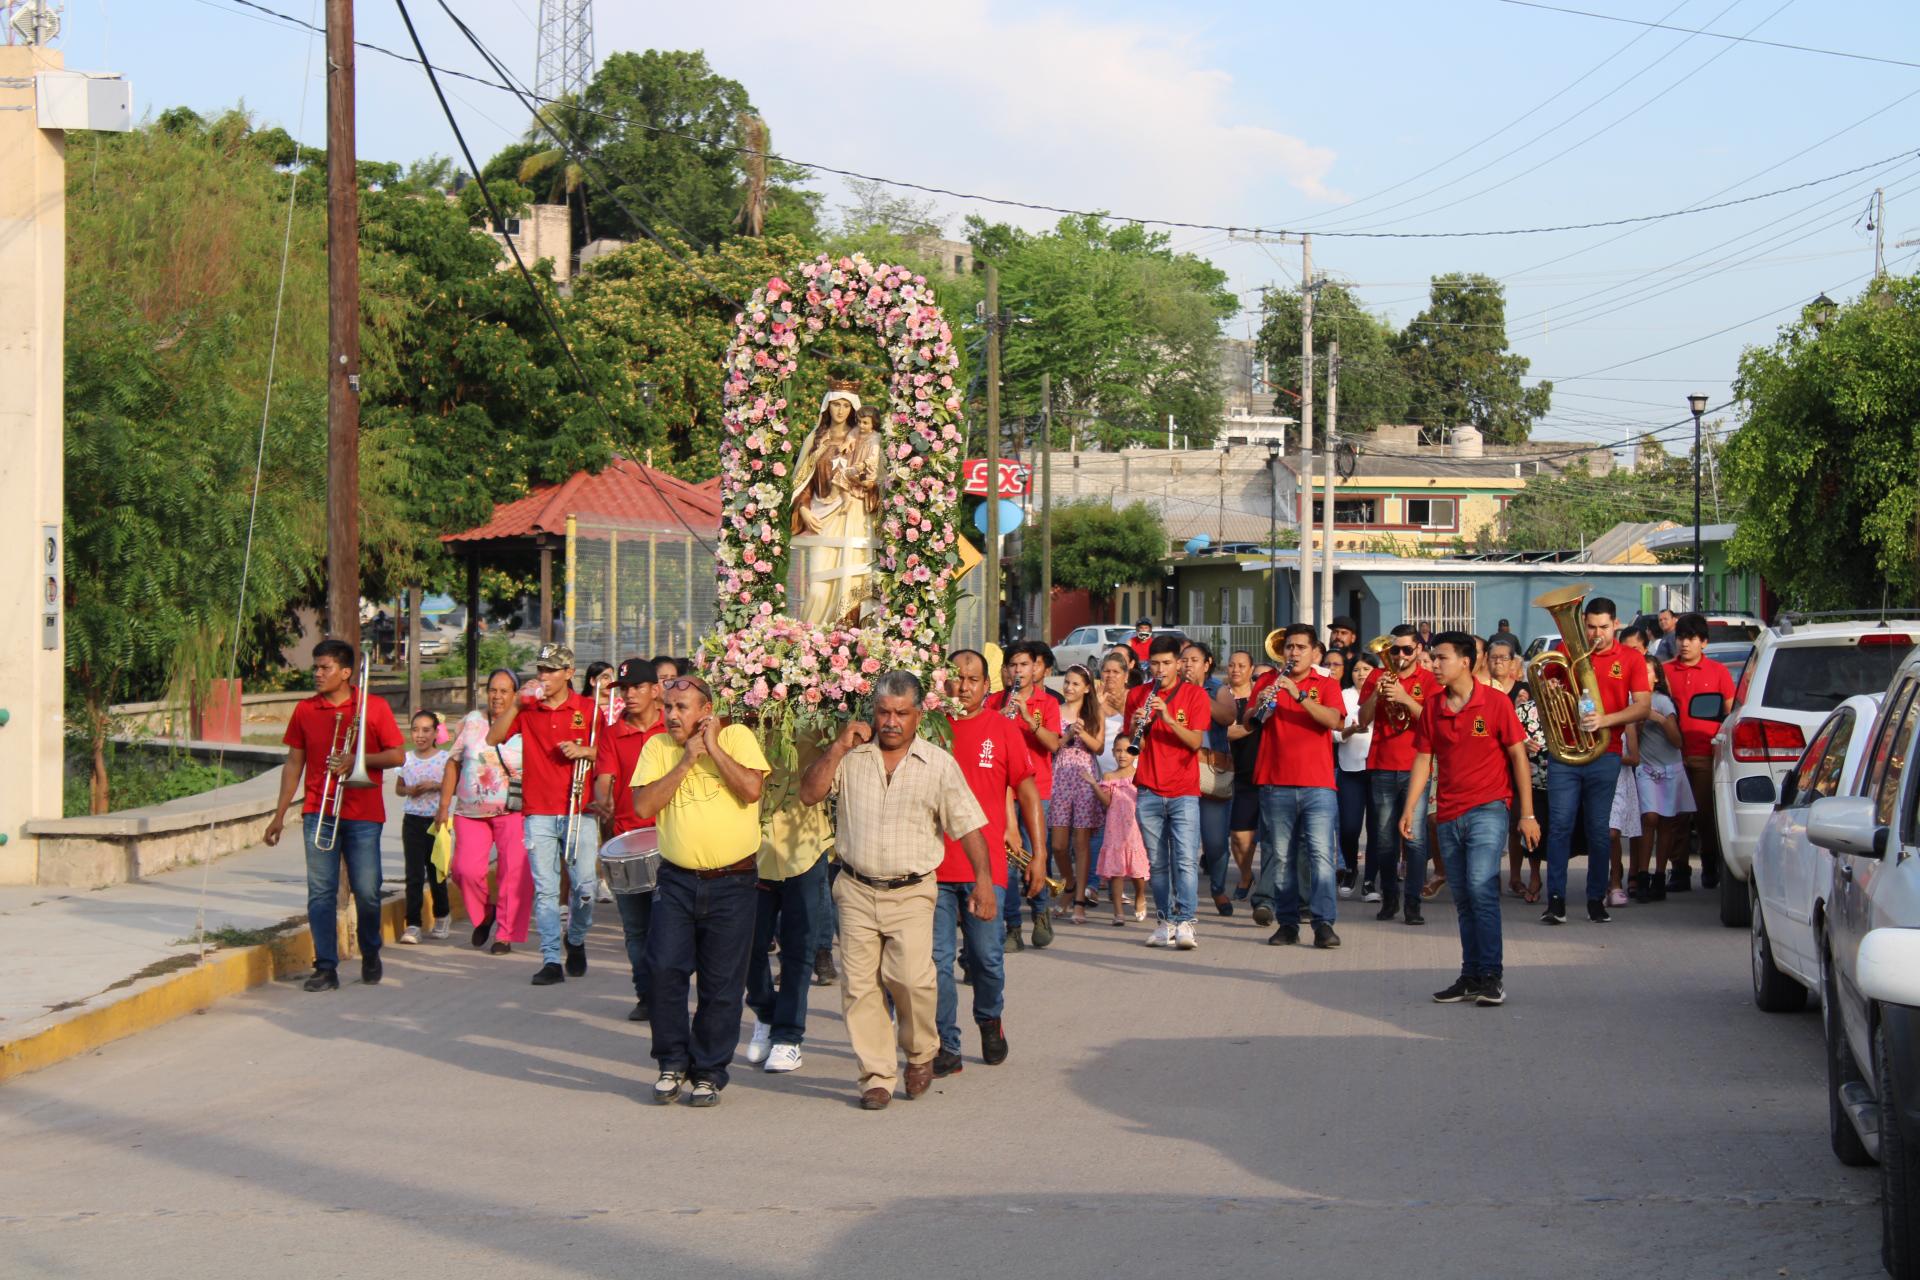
left=261, top=602, right=1738, bottom=1107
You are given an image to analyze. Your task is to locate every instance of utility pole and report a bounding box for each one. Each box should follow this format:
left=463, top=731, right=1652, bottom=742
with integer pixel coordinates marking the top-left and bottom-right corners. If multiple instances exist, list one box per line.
left=1298, top=233, right=1315, bottom=630
left=326, top=0, right=362, bottom=649
left=1040, top=372, right=1053, bottom=645
left=1320, top=340, right=1338, bottom=632
left=984, top=263, right=1002, bottom=649
left=1873, top=188, right=1886, bottom=278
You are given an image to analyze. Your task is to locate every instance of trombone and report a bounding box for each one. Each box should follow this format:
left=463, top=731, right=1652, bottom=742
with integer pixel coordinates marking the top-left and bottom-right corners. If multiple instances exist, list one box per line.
left=313, top=648, right=377, bottom=852
left=562, top=675, right=609, bottom=864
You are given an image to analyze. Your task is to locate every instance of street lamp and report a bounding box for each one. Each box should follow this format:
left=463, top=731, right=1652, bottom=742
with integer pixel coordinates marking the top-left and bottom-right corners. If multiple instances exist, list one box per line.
left=1688, top=393, right=1709, bottom=609
left=1809, top=293, right=1838, bottom=330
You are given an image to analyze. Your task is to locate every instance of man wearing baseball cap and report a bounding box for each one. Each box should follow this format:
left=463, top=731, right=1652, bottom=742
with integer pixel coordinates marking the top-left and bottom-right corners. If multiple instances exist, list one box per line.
left=487, top=643, right=602, bottom=986
left=593, top=657, right=671, bottom=1020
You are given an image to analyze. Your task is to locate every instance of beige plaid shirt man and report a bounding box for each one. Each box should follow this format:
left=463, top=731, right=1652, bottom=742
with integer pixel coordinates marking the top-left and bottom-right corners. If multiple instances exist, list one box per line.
left=830, top=737, right=986, bottom=879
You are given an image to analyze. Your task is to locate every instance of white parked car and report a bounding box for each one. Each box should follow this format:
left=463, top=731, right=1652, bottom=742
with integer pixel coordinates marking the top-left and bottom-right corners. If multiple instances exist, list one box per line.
left=1749, top=692, right=1883, bottom=1012
left=1050, top=625, right=1189, bottom=680
left=1708, top=619, right=1920, bottom=928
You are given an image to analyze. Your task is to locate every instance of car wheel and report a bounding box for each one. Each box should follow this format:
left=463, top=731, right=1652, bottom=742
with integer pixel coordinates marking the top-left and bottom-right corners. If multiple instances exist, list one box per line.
left=1882, top=1018, right=1920, bottom=1279
left=1719, top=862, right=1752, bottom=928
left=1751, top=882, right=1808, bottom=1013
left=1827, top=948, right=1876, bottom=1167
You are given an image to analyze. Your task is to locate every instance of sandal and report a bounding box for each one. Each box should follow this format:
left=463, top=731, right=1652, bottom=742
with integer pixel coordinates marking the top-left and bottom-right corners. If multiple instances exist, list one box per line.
left=1509, top=874, right=1525, bottom=897
left=1422, top=877, right=1445, bottom=900
left=1072, top=906, right=1087, bottom=925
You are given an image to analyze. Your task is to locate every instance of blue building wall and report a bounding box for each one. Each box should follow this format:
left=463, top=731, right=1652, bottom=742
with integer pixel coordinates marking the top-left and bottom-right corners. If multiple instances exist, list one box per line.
left=1335, top=566, right=1692, bottom=642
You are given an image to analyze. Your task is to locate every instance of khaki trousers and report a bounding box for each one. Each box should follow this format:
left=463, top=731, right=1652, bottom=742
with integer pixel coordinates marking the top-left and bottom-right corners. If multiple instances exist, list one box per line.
left=834, top=872, right=938, bottom=1092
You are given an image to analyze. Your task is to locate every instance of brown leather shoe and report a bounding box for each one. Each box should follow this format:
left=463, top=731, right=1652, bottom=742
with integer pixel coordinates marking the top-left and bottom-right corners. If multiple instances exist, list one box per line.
left=860, top=1087, right=891, bottom=1111
left=904, top=1061, right=933, bottom=1099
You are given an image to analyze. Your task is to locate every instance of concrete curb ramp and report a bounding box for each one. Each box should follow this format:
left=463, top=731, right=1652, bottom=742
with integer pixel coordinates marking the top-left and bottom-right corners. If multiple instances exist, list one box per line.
left=0, top=894, right=419, bottom=1084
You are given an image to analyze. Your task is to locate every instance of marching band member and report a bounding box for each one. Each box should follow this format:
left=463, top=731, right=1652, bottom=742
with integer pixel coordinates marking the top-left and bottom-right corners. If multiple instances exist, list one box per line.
left=1124, top=635, right=1211, bottom=951
left=1357, top=625, right=1437, bottom=926
left=1246, top=626, right=1347, bottom=948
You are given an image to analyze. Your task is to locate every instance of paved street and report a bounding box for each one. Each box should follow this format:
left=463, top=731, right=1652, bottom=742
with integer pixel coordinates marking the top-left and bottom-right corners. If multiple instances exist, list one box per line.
left=0, top=883, right=1878, bottom=1279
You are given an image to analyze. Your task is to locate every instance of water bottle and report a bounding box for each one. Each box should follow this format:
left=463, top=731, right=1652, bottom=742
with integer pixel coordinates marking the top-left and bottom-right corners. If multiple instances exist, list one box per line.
left=1577, top=692, right=1597, bottom=723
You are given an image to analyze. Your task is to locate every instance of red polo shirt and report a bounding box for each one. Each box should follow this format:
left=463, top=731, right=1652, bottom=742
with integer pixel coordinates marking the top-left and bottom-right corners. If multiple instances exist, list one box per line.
left=1414, top=680, right=1525, bottom=824
left=941, top=709, right=1035, bottom=885
left=596, top=715, right=664, bottom=834
left=1664, top=655, right=1735, bottom=760
left=986, top=686, right=1062, bottom=799
left=1124, top=680, right=1212, bottom=798
left=1587, top=642, right=1652, bottom=757
left=514, top=690, right=596, bottom=815
left=1361, top=667, right=1438, bottom=771
left=1249, top=670, right=1342, bottom=790
left=282, top=689, right=403, bottom=824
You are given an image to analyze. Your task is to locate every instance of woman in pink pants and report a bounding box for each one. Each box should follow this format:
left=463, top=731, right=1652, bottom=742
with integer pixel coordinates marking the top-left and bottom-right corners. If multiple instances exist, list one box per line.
left=436, top=669, right=532, bottom=953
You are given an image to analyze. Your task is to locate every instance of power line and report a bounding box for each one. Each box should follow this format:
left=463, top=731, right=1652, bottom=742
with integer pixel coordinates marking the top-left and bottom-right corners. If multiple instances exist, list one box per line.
left=1495, top=0, right=1920, bottom=72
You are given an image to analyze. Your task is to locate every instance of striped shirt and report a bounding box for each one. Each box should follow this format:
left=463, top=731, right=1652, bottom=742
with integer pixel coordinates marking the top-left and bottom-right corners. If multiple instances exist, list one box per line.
left=829, top=737, right=987, bottom=879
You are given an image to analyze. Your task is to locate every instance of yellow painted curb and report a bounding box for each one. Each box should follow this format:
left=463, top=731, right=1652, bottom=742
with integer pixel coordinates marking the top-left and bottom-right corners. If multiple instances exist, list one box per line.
left=0, top=894, right=424, bottom=1085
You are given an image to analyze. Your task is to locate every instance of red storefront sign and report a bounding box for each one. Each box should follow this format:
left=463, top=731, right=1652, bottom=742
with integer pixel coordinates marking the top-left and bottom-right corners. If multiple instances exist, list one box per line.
left=962, top=458, right=1031, bottom=497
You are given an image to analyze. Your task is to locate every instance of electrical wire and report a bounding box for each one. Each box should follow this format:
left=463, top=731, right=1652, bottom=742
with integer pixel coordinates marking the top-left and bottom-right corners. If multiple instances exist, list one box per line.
left=1495, top=0, right=1920, bottom=71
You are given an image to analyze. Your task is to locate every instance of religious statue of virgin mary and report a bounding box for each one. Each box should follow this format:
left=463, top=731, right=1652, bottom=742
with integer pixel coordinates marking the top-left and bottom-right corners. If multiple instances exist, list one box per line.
left=788, top=380, right=883, bottom=627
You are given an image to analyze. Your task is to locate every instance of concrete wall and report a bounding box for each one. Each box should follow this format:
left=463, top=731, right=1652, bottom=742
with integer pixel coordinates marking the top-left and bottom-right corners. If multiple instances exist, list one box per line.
left=0, top=47, right=68, bottom=884
left=23, top=770, right=281, bottom=889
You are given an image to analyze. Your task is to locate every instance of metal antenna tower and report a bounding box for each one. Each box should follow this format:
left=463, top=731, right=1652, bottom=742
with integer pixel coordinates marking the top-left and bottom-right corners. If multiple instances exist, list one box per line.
left=534, top=0, right=593, bottom=103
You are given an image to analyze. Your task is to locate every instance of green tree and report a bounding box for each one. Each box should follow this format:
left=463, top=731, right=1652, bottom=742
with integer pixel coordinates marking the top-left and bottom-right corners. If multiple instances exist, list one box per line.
left=1394, top=273, right=1551, bottom=445
left=1019, top=501, right=1169, bottom=613
left=1254, top=281, right=1409, bottom=441
left=1726, top=280, right=1920, bottom=609
left=969, top=215, right=1237, bottom=448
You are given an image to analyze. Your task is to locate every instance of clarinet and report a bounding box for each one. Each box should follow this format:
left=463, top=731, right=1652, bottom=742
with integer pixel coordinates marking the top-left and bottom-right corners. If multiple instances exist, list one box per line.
left=1129, top=685, right=1165, bottom=751
left=1003, top=673, right=1024, bottom=719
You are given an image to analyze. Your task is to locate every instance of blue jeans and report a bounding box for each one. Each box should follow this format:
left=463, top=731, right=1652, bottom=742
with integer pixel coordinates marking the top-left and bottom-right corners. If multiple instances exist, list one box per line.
left=808, top=858, right=838, bottom=953
left=1437, top=801, right=1509, bottom=979
left=1136, top=790, right=1200, bottom=924
left=646, top=863, right=758, bottom=1088
left=1199, top=795, right=1232, bottom=899
left=525, top=812, right=598, bottom=965
left=1367, top=770, right=1429, bottom=903
left=1336, top=769, right=1370, bottom=879
left=746, top=856, right=825, bottom=1045
left=301, top=813, right=383, bottom=971
left=1544, top=753, right=1623, bottom=903
left=613, top=888, right=652, bottom=1003
left=1002, top=797, right=1051, bottom=931
left=933, top=880, right=1007, bottom=1053
left=1256, top=786, right=1338, bottom=926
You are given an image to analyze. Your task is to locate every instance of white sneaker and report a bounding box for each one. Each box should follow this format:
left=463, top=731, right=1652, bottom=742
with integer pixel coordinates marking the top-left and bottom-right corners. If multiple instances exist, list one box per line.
left=1364, top=889, right=1383, bottom=903
left=1145, top=923, right=1171, bottom=947
left=429, top=916, right=451, bottom=941
left=763, top=1043, right=803, bottom=1073
left=1337, top=884, right=1354, bottom=900
left=746, top=1022, right=772, bottom=1065
left=399, top=925, right=422, bottom=945
left=653, top=1071, right=685, bottom=1103
left=596, top=884, right=614, bottom=904
left=1174, top=921, right=1198, bottom=950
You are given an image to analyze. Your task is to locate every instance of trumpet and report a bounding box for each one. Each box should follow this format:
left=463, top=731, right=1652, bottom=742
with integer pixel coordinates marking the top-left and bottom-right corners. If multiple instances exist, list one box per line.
left=313, top=648, right=376, bottom=852
left=1007, top=842, right=1067, bottom=899
left=562, top=676, right=608, bottom=864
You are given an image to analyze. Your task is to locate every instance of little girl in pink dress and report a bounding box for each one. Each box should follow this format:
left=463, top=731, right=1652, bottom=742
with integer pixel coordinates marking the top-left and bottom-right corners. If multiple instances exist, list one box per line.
left=1093, top=744, right=1149, bottom=926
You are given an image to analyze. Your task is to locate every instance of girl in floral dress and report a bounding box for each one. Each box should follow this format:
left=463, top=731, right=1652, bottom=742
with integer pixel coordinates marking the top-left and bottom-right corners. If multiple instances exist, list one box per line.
left=1093, top=742, right=1149, bottom=925
left=396, top=711, right=450, bottom=943
left=1048, top=665, right=1107, bottom=924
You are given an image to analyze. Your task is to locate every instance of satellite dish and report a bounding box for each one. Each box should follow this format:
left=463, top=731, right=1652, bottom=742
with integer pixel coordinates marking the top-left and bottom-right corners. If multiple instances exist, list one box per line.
left=9, top=2, right=61, bottom=44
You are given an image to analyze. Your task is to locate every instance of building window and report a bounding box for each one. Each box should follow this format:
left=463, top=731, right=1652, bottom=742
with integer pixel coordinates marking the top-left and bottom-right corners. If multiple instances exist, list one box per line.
left=1403, top=581, right=1476, bottom=633
left=955, top=254, right=967, bottom=274
left=1335, top=498, right=1377, bottom=526
left=1236, top=587, right=1254, bottom=625
left=1404, top=497, right=1456, bottom=529
left=1187, top=588, right=1204, bottom=624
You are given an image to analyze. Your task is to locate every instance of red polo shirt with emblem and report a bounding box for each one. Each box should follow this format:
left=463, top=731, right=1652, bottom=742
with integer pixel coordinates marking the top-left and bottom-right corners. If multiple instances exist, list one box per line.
left=596, top=714, right=664, bottom=834
left=986, top=685, right=1062, bottom=799
left=1664, top=655, right=1735, bottom=760
left=515, top=690, right=596, bottom=815
left=1361, top=667, right=1439, bottom=771
left=1249, top=669, right=1343, bottom=789
left=1415, top=680, right=1525, bottom=823
left=1124, top=679, right=1212, bottom=798
left=1587, top=641, right=1652, bottom=757
left=941, top=709, right=1034, bottom=885
left=283, top=689, right=404, bottom=824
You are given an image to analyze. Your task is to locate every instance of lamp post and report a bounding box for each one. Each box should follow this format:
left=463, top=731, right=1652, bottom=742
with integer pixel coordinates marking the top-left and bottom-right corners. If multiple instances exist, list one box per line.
left=1688, top=393, right=1709, bottom=609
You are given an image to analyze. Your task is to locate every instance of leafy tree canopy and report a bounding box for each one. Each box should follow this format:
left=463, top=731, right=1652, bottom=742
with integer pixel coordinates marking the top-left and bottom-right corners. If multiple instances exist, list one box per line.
left=1019, top=501, right=1169, bottom=597
left=1394, top=274, right=1551, bottom=445
left=1254, top=281, right=1408, bottom=442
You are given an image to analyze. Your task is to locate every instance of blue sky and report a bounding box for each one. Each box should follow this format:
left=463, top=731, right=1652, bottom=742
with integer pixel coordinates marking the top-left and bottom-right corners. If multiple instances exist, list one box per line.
left=51, top=0, right=1920, bottom=449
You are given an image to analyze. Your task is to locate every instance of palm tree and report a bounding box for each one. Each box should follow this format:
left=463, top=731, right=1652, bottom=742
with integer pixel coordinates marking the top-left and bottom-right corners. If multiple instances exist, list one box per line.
left=516, top=94, right=604, bottom=249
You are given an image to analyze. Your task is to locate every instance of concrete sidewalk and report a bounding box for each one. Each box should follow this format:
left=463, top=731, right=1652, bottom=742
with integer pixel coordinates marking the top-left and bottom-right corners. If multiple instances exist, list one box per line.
left=0, top=810, right=415, bottom=1080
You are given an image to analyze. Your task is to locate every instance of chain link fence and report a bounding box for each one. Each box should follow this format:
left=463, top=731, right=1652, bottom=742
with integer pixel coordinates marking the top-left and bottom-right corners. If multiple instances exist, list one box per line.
left=565, top=519, right=717, bottom=666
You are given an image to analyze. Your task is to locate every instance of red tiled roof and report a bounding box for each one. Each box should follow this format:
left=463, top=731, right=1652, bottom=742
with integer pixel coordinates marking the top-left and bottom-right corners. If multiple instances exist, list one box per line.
left=441, top=457, right=723, bottom=544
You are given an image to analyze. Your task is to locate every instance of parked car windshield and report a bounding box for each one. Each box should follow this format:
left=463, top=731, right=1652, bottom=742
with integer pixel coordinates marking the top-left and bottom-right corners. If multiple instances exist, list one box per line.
left=1706, top=621, right=1760, bottom=642
left=1761, top=643, right=1913, bottom=714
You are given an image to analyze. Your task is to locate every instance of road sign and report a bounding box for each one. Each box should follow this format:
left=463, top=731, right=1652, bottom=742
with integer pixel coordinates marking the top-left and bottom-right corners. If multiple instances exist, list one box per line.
left=962, top=458, right=1031, bottom=498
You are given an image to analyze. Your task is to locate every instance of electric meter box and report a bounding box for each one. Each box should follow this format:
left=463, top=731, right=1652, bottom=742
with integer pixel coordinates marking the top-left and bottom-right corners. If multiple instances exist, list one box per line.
left=35, top=73, right=131, bottom=132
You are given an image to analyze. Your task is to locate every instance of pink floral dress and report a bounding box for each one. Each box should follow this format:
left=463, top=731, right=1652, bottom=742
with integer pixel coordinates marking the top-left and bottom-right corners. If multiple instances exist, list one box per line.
left=1095, top=777, right=1149, bottom=879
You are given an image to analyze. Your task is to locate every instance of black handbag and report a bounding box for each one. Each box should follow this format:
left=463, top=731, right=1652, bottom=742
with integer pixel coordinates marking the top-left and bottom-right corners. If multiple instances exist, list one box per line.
left=495, top=746, right=523, bottom=813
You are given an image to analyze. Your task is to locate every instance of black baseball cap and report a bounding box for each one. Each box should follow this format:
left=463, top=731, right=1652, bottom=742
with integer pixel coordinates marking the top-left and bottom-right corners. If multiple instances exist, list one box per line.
left=615, top=658, right=657, bottom=688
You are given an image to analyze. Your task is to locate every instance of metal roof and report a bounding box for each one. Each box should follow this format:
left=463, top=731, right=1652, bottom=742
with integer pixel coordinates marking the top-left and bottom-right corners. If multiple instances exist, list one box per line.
left=441, top=456, right=722, bottom=545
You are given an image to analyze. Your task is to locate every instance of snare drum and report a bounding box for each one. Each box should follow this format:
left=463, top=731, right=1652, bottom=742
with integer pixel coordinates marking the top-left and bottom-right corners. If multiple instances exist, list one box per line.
left=599, top=828, right=662, bottom=895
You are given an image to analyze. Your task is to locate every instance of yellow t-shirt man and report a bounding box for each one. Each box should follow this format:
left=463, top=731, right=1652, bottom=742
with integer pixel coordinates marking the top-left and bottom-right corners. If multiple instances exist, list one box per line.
left=632, top=724, right=771, bottom=870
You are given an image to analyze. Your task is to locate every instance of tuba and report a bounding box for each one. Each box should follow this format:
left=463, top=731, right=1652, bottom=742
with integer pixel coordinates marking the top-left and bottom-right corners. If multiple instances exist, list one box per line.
left=1526, top=583, right=1611, bottom=766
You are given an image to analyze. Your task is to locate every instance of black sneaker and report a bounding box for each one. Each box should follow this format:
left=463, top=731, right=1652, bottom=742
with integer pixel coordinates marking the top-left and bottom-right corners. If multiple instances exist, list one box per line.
left=490, top=940, right=512, bottom=955
left=813, top=946, right=837, bottom=985
left=565, top=940, right=588, bottom=976
left=1403, top=907, right=1425, bottom=927
left=1251, top=904, right=1275, bottom=927
left=1432, top=975, right=1480, bottom=1003
left=530, top=962, right=566, bottom=985
left=360, top=953, right=383, bottom=985
left=1666, top=868, right=1692, bottom=893
left=1700, top=860, right=1720, bottom=890
left=979, top=1017, right=1009, bottom=1066
left=1587, top=899, right=1612, bottom=924
left=302, top=968, right=339, bottom=992
left=1312, top=922, right=1341, bottom=949
left=1649, top=874, right=1668, bottom=901
left=470, top=909, right=496, bottom=949
left=1541, top=894, right=1568, bottom=925
left=1376, top=890, right=1401, bottom=921
left=932, top=1048, right=965, bottom=1077
left=1004, top=927, right=1025, bottom=953
left=1267, top=924, right=1300, bottom=946
left=1031, top=911, right=1054, bottom=949
left=1475, top=978, right=1507, bottom=1006
left=687, top=1080, right=721, bottom=1108
left=628, top=1001, right=650, bottom=1023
